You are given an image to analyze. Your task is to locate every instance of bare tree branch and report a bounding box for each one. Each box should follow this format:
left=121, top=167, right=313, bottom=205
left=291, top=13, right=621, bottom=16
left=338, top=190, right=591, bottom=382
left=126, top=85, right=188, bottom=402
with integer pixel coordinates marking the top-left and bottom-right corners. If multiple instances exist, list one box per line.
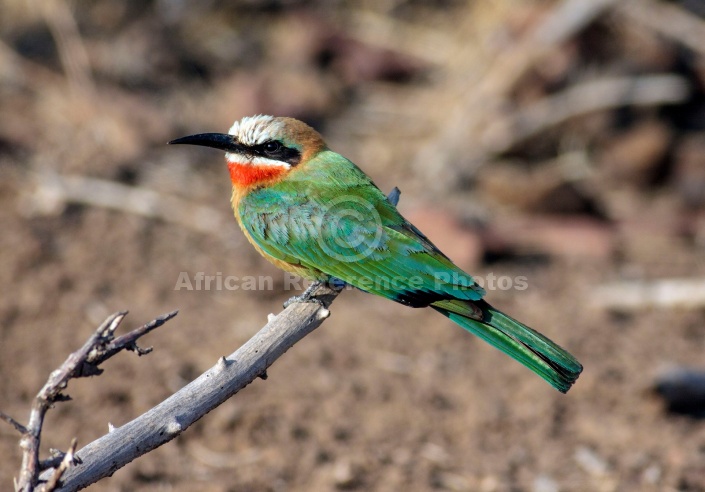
left=41, top=283, right=341, bottom=491
left=7, top=311, right=178, bottom=492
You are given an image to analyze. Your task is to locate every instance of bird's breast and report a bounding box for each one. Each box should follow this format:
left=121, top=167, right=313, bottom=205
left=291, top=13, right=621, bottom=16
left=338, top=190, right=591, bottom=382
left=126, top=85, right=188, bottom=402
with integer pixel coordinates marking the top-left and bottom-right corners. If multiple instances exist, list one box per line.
left=230, top=187, right=326, bottom=281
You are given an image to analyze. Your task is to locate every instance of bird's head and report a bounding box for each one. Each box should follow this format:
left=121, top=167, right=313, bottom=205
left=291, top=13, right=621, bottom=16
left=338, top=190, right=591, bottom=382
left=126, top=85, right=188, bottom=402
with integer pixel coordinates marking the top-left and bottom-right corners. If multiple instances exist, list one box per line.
left=169, top=115, right=327, bottom=189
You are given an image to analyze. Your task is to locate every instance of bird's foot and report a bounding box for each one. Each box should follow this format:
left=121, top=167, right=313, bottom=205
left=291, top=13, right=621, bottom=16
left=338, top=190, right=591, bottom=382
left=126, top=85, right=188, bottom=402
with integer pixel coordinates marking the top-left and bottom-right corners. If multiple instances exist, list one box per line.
left=327, top=277, right=347, bottom=292
left=284, top=281, right=324, bottom=308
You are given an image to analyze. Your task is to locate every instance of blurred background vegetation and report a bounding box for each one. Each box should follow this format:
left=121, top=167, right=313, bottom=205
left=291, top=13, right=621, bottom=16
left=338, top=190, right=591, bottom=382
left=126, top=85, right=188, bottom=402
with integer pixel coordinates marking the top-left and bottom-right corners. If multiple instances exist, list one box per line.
left=1, top=0, right=705, bottom=490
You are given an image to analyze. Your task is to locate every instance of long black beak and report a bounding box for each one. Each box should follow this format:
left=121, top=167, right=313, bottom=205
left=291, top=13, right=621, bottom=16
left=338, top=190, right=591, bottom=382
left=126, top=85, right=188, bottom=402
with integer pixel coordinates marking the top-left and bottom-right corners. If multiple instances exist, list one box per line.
left=168, top=133, right=244, bottom=153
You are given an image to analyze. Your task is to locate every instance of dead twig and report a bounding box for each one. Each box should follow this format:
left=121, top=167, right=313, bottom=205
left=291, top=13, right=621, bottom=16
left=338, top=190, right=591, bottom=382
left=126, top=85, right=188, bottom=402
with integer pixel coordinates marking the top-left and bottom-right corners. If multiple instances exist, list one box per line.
left=20, top=172, right=230, bottom=236
left=7, top=311, right=178, bottom=492
left=482, top=74, right=690, bottom=154
left=0, top=412, right=27, bottom=435
left=39, top=0, right=94, bottom=94
left=38, top=284, right=340, bottom=491
left=592, top=278, right=705, bottom=310
left=100, top=310, right=177, bottom=358
left=413, top=0, right=619, bottom=188
left=618, top=0, right=705, bottom=58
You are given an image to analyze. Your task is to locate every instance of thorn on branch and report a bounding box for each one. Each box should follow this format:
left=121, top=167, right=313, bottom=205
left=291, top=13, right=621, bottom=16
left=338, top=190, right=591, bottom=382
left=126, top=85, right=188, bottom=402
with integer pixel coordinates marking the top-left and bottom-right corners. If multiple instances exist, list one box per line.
left=216, top=356, right=231, bottom=371
left=127, top=342, right=153, bottom=356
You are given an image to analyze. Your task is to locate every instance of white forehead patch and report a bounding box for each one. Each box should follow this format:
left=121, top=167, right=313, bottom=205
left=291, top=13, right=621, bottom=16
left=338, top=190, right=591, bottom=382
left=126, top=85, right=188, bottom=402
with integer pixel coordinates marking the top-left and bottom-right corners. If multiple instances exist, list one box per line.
left=228, top=115, right=284, bottom=146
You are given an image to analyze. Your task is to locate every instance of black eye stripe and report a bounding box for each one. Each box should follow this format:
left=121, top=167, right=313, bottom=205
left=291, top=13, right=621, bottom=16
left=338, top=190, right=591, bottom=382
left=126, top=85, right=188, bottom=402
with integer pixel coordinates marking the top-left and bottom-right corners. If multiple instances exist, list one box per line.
left=248, top=140, right=301, bottom=166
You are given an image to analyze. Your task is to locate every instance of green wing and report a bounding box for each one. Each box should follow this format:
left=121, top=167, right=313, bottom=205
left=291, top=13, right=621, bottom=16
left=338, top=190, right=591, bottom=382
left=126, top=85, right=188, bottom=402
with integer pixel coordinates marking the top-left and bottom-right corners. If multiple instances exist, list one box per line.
left=239, top=150, right=485, bottom=306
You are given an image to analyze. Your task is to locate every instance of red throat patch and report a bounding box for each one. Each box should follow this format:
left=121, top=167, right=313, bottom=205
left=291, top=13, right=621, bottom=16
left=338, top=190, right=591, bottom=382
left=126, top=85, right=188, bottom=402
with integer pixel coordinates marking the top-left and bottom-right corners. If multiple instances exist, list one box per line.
left=227, top=160, right=287, bottom=189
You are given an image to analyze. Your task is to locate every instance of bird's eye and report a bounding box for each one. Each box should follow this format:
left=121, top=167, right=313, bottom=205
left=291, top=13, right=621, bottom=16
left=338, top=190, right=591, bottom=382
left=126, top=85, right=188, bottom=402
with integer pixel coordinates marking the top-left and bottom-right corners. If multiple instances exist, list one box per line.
left=263, top=141, right=281, bottom=154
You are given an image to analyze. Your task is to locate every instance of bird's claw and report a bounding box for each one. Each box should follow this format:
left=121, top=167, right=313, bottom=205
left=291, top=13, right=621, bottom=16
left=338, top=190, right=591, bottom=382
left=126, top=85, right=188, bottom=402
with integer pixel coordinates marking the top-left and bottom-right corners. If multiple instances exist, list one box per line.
left=283, top=293, right=325, bottom=309
left=283, top=281, right=324, bottom=308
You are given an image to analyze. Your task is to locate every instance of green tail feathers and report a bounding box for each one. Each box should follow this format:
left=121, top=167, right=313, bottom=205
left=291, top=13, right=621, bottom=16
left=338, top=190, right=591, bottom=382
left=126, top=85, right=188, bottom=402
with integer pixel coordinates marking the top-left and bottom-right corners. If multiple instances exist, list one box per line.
left=432, top=300, right=582, bottom=393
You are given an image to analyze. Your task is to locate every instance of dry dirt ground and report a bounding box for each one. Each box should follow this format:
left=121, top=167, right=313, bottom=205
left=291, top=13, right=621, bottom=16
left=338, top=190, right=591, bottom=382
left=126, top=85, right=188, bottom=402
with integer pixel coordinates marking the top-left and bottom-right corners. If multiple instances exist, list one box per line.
left=2, top=1, right=705, bottom=491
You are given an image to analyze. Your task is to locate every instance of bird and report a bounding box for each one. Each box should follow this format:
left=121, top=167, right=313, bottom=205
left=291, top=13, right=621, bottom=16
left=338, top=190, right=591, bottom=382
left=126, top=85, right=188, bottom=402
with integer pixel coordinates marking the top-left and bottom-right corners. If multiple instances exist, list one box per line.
left=169, top=115, right=582, bottom=393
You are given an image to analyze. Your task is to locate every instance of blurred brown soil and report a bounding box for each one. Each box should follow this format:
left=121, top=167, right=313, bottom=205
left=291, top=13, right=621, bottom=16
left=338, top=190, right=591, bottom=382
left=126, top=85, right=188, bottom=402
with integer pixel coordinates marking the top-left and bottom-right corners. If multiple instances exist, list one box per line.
left=1, top=1, right=705, bottom=491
